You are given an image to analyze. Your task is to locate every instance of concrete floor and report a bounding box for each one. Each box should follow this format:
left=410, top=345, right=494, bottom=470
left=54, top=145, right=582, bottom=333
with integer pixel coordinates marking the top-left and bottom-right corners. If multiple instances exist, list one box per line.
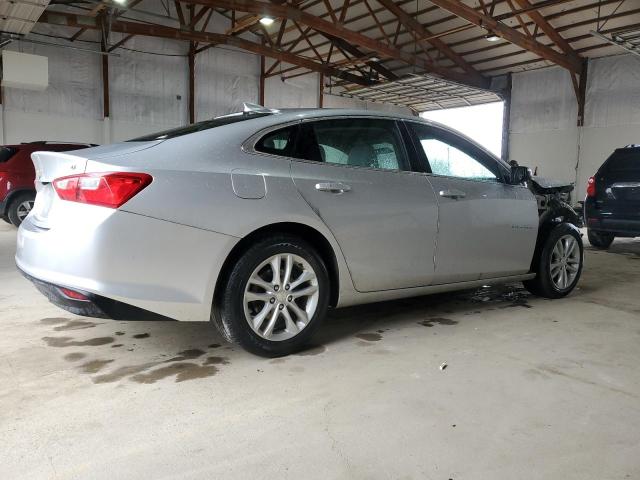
left=1, top=221, right=639, bottom=480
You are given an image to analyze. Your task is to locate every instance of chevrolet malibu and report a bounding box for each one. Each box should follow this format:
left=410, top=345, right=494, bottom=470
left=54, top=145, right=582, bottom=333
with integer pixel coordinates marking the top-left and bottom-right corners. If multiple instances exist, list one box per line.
left=16, top=106, right=584, bottom=356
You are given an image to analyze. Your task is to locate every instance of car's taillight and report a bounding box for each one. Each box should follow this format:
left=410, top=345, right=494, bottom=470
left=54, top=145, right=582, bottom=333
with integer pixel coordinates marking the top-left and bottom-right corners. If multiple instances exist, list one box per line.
left=53, top=172, right=152, bottom=208
left=586, top=176, right=596, bottom=198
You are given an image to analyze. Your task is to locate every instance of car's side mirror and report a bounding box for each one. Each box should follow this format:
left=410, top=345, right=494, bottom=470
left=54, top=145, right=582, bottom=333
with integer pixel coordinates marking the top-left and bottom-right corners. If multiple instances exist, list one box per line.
left=510, top=165, right=531, bottom=185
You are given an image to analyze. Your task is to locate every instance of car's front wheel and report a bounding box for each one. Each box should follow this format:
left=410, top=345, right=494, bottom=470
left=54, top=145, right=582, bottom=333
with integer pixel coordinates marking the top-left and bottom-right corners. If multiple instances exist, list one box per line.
left=213, top=235, right=330, bottom=357
left=587, top=229, right=614, bottom=249
left=7, top=192, right=35, bottom=227
left=524, top=223, right=584, bottom=298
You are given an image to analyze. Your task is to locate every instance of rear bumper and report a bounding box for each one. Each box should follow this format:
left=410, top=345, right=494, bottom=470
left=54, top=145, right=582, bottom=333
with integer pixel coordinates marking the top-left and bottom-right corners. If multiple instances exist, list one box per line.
left=16, top=208, right=239, bottom=321
left=584, top=215, right=640, bottom=237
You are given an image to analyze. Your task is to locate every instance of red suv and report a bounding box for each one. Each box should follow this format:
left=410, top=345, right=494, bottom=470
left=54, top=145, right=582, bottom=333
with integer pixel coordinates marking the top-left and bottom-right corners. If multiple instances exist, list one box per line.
left=1, top=141, right=95, bottom=227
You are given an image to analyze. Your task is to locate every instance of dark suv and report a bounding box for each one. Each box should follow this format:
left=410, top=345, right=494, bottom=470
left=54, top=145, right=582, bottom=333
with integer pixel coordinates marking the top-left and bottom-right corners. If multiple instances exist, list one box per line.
left=1, top=141, right=95, bottom=227
left=584, top=144, right=640, bottom=248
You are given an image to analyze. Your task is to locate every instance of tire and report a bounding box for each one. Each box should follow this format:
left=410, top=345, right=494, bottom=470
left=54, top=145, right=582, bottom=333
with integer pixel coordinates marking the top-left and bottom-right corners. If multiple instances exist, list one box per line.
left=587, top=229, right=614, bottom=249
left=7, top=192, right=35, bottom=227
left=212, top=235, right=330, bottom=357
left=1, top=215, right=10, bottom=224
left=523, top=223, right=584, bottom=299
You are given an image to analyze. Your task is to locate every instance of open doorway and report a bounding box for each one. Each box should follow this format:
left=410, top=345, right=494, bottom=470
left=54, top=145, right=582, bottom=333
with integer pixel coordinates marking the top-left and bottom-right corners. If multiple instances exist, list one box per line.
left=420, top=102, right=504, bottom=158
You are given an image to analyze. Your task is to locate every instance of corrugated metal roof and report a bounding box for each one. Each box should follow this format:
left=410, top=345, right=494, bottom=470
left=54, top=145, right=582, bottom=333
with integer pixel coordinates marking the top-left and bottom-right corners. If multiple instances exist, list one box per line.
left=0, top=0, right=50, bottom=36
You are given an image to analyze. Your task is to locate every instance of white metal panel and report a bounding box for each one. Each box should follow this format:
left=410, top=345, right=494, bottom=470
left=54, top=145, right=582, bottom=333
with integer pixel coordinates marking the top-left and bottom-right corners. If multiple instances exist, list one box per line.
left=1, top=50, right=48, bottom=90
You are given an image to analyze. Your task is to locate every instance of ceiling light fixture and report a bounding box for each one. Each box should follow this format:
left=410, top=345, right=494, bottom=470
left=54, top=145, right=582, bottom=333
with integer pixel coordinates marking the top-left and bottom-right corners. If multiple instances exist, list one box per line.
left=259, top=17, right=275, bottom=26
left=485, top=33, right=500, bottom=42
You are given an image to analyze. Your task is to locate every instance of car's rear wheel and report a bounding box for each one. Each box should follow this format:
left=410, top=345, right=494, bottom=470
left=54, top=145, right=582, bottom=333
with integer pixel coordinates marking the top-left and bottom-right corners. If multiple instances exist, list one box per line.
left=1, top=215, right=10, bottom=224
left=7, top=192, right=35, bottom=227
left=524, top=223, right=583, bottom=298
left=213, top=235, right=330, bottom=357
left=587, top=229, right=614, bottom=249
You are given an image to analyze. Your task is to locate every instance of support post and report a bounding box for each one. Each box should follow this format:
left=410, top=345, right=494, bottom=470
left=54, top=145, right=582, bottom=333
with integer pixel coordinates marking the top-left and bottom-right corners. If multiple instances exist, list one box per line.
left=318, top=73, right=324, bottom=108
left=259, top=39, right=265, bottom=106
left=501, top=73, right=512, bottom=162
left=101, top=36, right=111, bottom=144
left=188, top=42, right=196, bottom=124
left=576, top=59, right=588, bottom=127
left=0, top=83, right=5, bottom=144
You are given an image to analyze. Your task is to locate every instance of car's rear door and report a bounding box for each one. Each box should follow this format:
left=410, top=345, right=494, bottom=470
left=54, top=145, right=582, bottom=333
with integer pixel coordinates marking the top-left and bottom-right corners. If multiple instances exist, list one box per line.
left=290, top=117, right=439, bottom=292
left=405, top=121, right=538, bottom=284
left=597, top=147, right=640, bottom=224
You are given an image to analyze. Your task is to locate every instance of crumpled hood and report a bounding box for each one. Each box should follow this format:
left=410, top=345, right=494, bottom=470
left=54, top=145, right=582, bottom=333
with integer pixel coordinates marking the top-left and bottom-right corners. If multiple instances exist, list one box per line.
left=530, top=176, right=574, bottom=194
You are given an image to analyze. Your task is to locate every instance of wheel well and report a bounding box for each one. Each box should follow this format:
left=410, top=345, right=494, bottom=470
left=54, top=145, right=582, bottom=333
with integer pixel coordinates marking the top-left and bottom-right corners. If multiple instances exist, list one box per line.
left=214, top=222, right=340, bottom=308
left=5, top=189, right=35, bottom=207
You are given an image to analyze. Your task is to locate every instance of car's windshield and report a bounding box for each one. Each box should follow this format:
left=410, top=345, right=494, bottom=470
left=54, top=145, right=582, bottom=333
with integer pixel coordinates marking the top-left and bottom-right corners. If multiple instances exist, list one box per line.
left=127, top=112, right=272, bottom=142
left=605, top=149, right=640, bottom=174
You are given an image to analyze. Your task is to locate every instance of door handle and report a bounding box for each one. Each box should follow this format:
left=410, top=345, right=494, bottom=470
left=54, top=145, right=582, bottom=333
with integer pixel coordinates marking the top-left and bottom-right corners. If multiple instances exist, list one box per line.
left=315, top=182, right=352, bottom=193
left=439, top=189, right=466, bottom=200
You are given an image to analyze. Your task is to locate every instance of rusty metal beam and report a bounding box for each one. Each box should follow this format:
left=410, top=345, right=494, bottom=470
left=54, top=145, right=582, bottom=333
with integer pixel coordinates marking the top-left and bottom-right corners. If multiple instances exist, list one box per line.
left=38, top=11, right=374, bottom=87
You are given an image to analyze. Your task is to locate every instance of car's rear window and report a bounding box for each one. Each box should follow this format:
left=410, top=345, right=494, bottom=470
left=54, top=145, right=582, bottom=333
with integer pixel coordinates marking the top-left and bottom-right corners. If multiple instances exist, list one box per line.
left=127, top=112, right=272, bottom=142
left=604, top=149, right=640, bottom=174
left=0, top=147, right=17, bottom=163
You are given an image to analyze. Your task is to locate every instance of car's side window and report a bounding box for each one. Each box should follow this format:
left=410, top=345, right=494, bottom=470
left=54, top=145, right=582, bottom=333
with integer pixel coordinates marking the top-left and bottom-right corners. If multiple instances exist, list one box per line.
left=255, top=126, right=297, bottom=157
left=298, top=118, right=409, bottom=171
left=409, top=123, right=502, bottom=182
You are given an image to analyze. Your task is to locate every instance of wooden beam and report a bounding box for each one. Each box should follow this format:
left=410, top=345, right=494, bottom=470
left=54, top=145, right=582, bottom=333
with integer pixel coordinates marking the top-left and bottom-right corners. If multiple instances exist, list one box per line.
left=426, top=0, right=581, bottom=73
left=188, top=42, right=196, bottom=123
left=321, top=33, right=398, bottom=80
left=225, top=14, right=260, bottom=34
left=108, top=34, right=135, bottom=52
left=576, top=59, right=588, bottom=127
left=182, top=0, right=491, bottom=89
left=376, top=0, right=485, bottom=82
left=38, top=11, right=374, bottom=87
left=101, top=37, right=110, bottom=118
left=259, top=38, right=266, bottom=105
left=512, top=0, right=580, bottom=63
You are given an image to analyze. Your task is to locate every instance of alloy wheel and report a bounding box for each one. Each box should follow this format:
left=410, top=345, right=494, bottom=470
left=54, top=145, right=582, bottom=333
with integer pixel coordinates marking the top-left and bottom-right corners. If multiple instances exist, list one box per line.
left=243, top=253, right=320, bottom=341
left=550, top=234, right=581, bottom=290
left=17, top=200, right=34, bottom=222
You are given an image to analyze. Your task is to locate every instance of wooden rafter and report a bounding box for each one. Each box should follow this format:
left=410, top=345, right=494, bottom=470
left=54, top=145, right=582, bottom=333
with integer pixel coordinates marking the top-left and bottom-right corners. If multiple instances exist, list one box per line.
left=375, top=0, right=485, bottom=82
left=181, top=0, right=490, bottom=89
left=39, top=11, right=374, bottom=87
left=426, top=0, right=582, bottom=73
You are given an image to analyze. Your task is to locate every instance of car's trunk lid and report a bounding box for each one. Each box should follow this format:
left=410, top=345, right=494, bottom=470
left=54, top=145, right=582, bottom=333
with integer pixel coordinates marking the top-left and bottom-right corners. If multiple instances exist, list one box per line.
left=29, top=141, right=161, bottom=229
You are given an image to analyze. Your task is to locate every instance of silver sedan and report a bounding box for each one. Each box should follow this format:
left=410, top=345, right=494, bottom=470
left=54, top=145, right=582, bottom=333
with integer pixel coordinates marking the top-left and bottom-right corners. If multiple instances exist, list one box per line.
left=16, top=106, right=584, bottom=356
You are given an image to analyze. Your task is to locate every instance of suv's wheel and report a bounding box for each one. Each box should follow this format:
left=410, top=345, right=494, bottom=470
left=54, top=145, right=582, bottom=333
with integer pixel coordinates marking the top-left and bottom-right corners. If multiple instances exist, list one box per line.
left=587, top=229, right=614, bottom=249
left=213, top=235, right=330, bottom=357
left=1, top=215, right=10, bottom=224
left=7, top=192, right=35, bottom=227
left=524, top=223, right=583, bottom=299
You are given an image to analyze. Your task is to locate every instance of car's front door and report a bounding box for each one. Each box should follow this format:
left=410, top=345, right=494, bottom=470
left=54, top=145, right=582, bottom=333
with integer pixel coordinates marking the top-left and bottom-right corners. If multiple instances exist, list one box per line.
left=406, top=122, right=538, bottom=284
left=290, top=117, right=439, bottom=292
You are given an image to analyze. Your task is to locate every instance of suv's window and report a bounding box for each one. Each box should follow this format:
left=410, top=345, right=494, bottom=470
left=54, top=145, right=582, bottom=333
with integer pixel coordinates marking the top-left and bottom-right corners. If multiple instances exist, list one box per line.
left=0, top=147, right=17, bottom=163
left=299, top=118, right=408, bottom=171
left=604, top=149, right=640, bottom=175
left=409, top=123, right=501, bottom=182
left=255, top=126, right=297, bottom=156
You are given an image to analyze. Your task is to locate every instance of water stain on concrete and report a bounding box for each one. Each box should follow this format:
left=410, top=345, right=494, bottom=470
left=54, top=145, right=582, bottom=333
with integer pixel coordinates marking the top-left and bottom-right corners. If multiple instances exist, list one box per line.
left=111, top=344, right=124, bottom=348
left=204, top=356, right=230, bottom=366
left=115, top=332, right=125, bottom=336
left=43, top=336, right=115, bottom=347
left=165, top=349, right=206, bottom=362
left=130, top=362, right=218, bottom=384
left=80, top=359, right=115, bottom=374
left=418, top=317, right=459, bottom=327
left=40, top=318, right=69, bottom=325
left=93, top=363, right=159, bottom=384
left=64, top=352, right=87, bottom=362
left=355, top=332, right=382, bottom=342
left=270, top=358, right=287, bottom=364
left=54, top=320, right=97, bottom=331
left=132, top=333, right=150, bottom=339
left=296, top=345, right=327, bottom=356
left=208, top=343, right=221, bottom=349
